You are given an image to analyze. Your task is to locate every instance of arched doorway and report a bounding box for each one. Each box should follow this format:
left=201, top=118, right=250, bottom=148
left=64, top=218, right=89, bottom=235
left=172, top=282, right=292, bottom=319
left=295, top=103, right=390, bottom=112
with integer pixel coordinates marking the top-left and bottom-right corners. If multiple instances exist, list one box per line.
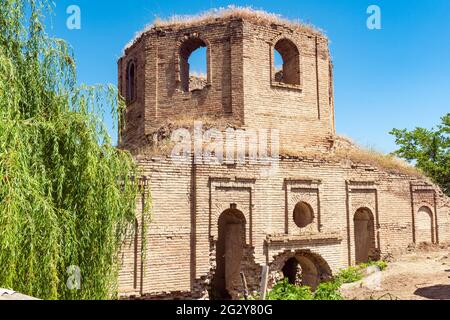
left=416, top=206, right=433, bottom=244
left=354, top=208, right=376, bottom=264
left=212, top=208, right=246, bottom=299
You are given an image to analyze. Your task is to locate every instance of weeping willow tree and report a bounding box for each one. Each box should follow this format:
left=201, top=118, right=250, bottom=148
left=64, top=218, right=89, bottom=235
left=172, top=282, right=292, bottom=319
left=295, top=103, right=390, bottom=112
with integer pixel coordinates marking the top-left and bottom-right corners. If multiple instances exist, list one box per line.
left=0, top=0, right=147, bottom=299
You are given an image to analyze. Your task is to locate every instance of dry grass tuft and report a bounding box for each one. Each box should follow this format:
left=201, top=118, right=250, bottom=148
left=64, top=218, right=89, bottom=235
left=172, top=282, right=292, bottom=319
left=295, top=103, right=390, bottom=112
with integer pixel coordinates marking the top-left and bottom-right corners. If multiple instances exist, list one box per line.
left=333, top=147, right=422, bottom=177
left=281, top=135, right=423, bottom=177
left=124, top=5, right=324, bottom=53
left=332, top=135, right=422, bottom=177
left=189, top=71, right=207, bottom=79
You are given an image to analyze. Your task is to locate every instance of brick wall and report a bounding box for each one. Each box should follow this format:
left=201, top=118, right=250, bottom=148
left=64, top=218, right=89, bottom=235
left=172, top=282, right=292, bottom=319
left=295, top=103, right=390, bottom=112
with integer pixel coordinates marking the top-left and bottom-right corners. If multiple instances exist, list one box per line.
left=118, top=17, right=334, bottom=152
left=118, top=156, right=450, bottom=298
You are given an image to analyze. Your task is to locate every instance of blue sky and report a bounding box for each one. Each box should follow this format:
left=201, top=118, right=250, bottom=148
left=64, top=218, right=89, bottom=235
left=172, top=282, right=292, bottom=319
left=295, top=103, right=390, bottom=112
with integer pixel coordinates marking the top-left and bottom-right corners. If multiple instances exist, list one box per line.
left=48, top=0, right=450, bottom=152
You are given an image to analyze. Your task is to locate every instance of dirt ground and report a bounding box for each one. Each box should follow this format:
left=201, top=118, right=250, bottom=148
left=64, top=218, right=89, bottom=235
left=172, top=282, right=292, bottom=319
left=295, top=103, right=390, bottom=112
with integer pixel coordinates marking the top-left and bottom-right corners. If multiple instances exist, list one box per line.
left=340, top=243, right=450, bottom=300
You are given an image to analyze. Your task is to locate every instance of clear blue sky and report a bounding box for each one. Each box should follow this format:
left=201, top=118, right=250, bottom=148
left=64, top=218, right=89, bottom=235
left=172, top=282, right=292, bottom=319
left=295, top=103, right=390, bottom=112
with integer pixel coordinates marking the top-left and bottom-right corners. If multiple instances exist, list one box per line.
left=48, top=0, right=450, bottom=153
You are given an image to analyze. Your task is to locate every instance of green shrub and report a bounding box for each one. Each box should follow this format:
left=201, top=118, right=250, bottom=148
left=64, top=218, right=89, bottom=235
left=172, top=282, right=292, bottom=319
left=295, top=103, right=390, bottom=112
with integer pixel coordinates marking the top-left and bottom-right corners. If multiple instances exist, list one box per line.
left=266, top=278, right=314, bottom=300
left=335, top=266, right=364, bottom=284
left=266, top=261, right=388, bottom=301
left=361, top=260, right=388, bottom=271
left=266, top=278, right=343, bottom=300
left=313, top=281, right=343, bottom=300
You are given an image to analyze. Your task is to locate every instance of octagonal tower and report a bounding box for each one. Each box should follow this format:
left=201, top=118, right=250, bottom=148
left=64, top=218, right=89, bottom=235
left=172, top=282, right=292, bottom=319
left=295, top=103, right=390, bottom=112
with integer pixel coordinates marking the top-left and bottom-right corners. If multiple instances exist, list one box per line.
left=118, top=10, right=335, bottom=153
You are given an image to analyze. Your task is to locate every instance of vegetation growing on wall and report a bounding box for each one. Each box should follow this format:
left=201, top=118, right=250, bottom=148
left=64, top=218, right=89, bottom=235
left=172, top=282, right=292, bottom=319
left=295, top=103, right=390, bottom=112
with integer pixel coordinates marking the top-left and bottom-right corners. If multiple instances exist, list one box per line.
left=0, top=0, right=147, bottom=299
left=265, top=261, right=387, bottom=300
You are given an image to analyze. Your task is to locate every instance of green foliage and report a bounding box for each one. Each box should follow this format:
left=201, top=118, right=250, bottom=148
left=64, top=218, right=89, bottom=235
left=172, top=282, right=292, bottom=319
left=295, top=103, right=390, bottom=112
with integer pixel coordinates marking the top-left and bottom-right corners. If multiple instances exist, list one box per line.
left=0, top=0, right=147, bottom=299
left=313, top=280, right=343, bottom=300
left=266, top=278, right=314, bottom=300
left=390, top=113, right=450, bottom=195
left=335, top=260, right=388, bottom=286
left=360, top=260, right=388, bottom=271
left=266, top=278, right=343, bottom=300
left=335, top=266, right=363, bottom=284
left=266, top=261, right=388, bottom=300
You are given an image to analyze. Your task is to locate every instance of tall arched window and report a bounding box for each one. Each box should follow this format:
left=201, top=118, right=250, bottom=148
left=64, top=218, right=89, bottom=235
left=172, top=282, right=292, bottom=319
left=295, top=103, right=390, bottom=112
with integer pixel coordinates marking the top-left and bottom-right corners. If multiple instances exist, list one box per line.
left=273, top=38, right=300, bottom=86
left=126, top=61, right=136, bottom=102
left=179, top=37, right=208, bottom=92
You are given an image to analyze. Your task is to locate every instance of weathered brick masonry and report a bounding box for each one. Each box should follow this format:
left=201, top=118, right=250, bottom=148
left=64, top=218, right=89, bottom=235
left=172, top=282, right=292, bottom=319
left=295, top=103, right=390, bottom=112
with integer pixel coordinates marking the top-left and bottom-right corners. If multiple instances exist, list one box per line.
left=117, top=10, right=450, bottom=299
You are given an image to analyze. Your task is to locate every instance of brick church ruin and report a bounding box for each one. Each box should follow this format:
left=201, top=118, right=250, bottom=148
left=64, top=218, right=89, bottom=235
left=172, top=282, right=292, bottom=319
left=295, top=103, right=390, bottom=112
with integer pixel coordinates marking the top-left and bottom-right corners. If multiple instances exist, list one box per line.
left=116, top=8, right=450, bottom=299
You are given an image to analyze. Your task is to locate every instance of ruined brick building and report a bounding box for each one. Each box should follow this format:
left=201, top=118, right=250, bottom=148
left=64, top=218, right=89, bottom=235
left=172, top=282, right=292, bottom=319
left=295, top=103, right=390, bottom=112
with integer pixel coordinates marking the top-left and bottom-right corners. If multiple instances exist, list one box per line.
left=116, top=9, right=450, bottom=299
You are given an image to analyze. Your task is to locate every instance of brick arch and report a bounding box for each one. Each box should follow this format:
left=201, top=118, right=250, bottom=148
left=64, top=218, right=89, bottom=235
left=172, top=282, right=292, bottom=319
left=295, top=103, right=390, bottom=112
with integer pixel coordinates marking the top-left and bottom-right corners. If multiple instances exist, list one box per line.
left=351, top=202, right=376, bottom=216
left=416, top=201, right=434, bottom=211
left=271, top=34, right=300, bottom=52
left=288, top=193, right=316, bottom=209
left=175, top=34, right=212, bottom=91
left=268, top=249, right=332, bottom=290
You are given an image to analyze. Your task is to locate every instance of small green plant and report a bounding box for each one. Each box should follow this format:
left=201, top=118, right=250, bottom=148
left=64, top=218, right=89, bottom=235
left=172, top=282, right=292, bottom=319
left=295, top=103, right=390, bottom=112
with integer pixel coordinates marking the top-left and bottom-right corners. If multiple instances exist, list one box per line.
left=266, top=278, right=314, bottom=300
left=335, top=266, right=364, bottom=284
left=266, top=278, right=343, bottom=300
left=335, top=260, right=388, bottom=285
left=265, top=261, right=388, bottom=300
left=313, top=281, right=343, bottom=300
left=361, top=260, right=388, bottom=271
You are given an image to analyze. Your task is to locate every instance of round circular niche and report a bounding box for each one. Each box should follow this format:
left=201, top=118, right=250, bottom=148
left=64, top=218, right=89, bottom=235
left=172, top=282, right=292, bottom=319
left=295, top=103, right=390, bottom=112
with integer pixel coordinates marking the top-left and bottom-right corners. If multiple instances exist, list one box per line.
left=293, top=202, right=314, bottom=228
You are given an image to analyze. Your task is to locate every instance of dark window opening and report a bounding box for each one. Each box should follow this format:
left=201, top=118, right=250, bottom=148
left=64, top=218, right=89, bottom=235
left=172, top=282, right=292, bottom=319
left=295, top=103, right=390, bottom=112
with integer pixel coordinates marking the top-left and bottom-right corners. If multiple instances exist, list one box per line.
left=179, top=38, right=208, bottom=92
left=126, top=61, right=136, bottom=102
left=293, top=201, right=314, bottom=228
left=273, top=38, right=300, bottom=86
left=282, top=258, right=300, bottom=285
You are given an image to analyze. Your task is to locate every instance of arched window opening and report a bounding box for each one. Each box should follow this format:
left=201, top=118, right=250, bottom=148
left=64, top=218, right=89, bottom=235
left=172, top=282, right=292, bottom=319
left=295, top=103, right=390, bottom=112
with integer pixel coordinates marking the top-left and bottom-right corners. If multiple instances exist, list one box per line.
left=126, top=61, right=136, bottom=103
left=179, top=38, right=208, bottom=92
left=273, top=38, right=300, bottom=86
left=293, top=201, right=314, bottom=228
